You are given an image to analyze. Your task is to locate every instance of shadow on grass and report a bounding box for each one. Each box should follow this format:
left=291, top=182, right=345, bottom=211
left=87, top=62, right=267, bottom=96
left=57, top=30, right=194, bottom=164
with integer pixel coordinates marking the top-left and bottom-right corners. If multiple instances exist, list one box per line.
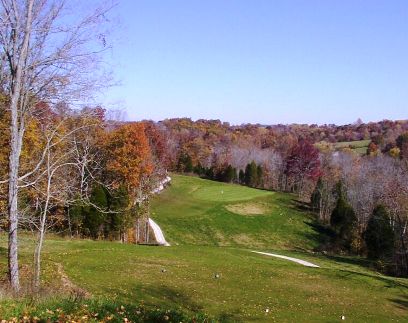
left=217, top=312, right=247, bottom=323
left=141, top=285, right=247, bottom=322
left=300, top=221, right=334, bottom=247
left=291, top=199, right=312, bottom=212
left=322, top=254, right=371, bottom=268
left=0, top=246, right=7, bottom=256
left=389, top=295, right=408, bottom=310
left=323, top=258, right=408, bottom=289
left=142, top=285, right=204, bottom=312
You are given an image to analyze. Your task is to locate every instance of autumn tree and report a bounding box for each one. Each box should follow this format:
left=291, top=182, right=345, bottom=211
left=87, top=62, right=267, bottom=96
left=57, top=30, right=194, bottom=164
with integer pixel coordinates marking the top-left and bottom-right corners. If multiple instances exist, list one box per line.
left=106, top=123, right=151, bottom=189
left=284, top=139, right=321, bottom=197
left=396, top=132, right=408, bottom=160
left=105, top=122, right=153, bottom=240
left=0, top=0, right=112, bottom=291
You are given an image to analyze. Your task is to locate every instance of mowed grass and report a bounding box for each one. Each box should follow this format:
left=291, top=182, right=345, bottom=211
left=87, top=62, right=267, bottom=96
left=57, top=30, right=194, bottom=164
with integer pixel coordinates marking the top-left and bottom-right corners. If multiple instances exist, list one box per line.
left=316, top=140, right=370, bottom=155
left=1, top=174, right=407, bottom=322
left=150, top=175, right=321, bottom=250
left=1, top=237, right=407, bottom=322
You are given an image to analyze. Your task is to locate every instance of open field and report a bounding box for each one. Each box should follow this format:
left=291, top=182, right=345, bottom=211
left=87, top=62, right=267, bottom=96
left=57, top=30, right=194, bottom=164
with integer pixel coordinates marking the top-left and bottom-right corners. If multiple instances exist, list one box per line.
left=1, top=175, right=407, bottom=322
left=316, top=139, right=371, bottom=155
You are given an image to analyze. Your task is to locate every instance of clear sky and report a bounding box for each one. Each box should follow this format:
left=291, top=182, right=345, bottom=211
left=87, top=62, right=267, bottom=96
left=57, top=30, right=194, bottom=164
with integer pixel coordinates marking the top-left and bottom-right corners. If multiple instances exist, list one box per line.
left=100, top=0, right=408, bottom=125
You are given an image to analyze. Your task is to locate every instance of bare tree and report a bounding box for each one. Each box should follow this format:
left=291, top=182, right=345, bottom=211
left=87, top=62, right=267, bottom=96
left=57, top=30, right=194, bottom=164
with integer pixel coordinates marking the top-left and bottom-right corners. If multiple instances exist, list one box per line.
left=0, top=0, right=113, bottom=292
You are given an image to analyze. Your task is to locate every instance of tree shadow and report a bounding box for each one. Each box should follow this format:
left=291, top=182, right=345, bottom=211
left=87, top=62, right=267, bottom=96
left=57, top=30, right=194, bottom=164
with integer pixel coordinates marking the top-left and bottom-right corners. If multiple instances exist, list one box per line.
left=303, top=221, right=334, bottom=243
left=142, top=285, right=204, bottom=312
left=217, top=312, right=246, bottom=322
left=140, top=285, right=249, bottom=322
left=321, top=259, right=408, bottom=289
left=389, top=295, right=408, bottom=310
left=291, top=199, right=312, bottom=212
left=322, top=253, right=371, bottom=268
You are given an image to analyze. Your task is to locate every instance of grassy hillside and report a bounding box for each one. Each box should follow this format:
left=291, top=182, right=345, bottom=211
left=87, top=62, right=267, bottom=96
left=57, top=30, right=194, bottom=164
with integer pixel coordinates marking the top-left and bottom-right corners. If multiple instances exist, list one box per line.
left=1, top=237, right=408, bottom=322
left=1, top=175, right=407, bottom=322
left=316, top=139, right=370, bottom=155
left=150, top=175, right=322, bottom=250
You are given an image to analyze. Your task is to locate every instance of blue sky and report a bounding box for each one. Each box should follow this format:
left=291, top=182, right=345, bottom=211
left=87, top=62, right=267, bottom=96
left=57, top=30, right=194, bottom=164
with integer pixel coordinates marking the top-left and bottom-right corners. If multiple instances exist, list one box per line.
left=100, top=0, right=408, bottom=125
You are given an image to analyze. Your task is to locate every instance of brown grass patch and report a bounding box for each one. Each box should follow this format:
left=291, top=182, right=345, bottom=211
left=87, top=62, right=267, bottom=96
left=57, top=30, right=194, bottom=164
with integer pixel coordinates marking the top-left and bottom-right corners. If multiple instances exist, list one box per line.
left=225, top=202, right=269, bottom=216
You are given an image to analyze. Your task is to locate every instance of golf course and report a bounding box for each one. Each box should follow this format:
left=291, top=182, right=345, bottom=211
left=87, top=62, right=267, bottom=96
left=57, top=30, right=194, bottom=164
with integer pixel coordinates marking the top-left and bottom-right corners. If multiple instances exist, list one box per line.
left=1, top=175, right=407, bottom=322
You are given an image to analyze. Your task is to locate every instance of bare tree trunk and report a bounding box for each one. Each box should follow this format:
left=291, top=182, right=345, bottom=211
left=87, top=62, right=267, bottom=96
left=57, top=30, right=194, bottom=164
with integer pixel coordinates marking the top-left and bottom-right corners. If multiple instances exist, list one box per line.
left=146, top=221, right=149, bottom=244
left=5, top=0, right=35, bottom=293
left=34, top=151, right=52, bottom=291
left=67, top=207, right=73, bottom=238
left=8, top=145, right=20, bottom=292
left=135, top=218, right=139, bottom=243
left=33, top=222, right=45, bottom=291
left=1, top=0, right=111, bottom=291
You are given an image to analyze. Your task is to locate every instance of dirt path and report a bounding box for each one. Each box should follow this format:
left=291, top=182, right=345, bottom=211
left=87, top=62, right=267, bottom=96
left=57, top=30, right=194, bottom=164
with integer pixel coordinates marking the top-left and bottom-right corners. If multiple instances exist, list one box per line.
left=57, top=263, right=91, bottom=298
left=251, top=251, right=320, bottom=268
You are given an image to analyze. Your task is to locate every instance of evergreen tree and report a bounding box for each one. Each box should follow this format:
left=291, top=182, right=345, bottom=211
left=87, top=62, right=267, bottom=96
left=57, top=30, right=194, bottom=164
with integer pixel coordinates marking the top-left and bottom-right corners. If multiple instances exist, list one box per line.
left=184, top=154, right=193, bottom=173
left=256, top=165, right=263, bottom=187
left=108, top=185, right=131, bottom=237
left=177, top=153, right=193, bottom=173
left=364, top=205, right=394, bottom=260
left=245, top=161, right=258, bottom=187
left=193, top=162, right=204, bottom=176
left=330, top=182, right=358, bottom=250
left=238, top=169, right=245, bottom=184
left=205, top=167, right=215, bottom=180
left=223, top=165, right=236, bottom=183
left=311, top=178, right=323, bottom=211
left=83, top=184, right=109, bottom=238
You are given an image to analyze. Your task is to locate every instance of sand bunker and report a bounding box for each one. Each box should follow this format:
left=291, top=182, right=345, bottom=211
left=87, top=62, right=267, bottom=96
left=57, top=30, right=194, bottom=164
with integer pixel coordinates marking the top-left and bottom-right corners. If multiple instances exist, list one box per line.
left=225, top=202, right=269, bottom=216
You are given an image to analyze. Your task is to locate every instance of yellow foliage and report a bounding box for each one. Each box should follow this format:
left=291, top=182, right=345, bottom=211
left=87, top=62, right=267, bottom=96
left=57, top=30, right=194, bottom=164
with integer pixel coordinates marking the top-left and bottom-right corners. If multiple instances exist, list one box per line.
left=389, top=147, right=400, bottom=158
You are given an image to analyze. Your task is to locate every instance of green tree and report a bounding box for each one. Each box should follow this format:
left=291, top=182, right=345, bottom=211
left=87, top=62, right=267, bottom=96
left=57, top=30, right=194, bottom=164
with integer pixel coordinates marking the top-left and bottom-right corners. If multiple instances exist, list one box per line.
left=311, top=178, right=323, bottom=211
left=83, top=185, right=108, bottom=239
left=245, top=161, right=258, bottom=187
left=364, top=205, right=394, bottom=260
left=193, top=162, right=204, bottom=175
left=107, top=185, right=131, bottom=239
left=222, top=165, right=236, bottom=183
left=177, top=153, right=193, bottom=173
left=238, top=169, right=245, bottom=184
left=256, top=165, right=263, bottom=187
left=330, top=183, right=358, bottom=250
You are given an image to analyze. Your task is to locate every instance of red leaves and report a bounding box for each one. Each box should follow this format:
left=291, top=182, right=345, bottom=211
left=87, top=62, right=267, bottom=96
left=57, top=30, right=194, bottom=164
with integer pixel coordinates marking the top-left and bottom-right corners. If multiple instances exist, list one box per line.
left=285, top=139, right=321, bottom=181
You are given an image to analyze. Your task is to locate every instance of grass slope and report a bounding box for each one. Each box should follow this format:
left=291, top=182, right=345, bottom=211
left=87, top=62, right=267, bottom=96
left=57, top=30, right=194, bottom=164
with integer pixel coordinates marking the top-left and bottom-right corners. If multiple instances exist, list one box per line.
left=151, top=175, right=321, bottom=250
left=1, top=175, right=407, bottom=322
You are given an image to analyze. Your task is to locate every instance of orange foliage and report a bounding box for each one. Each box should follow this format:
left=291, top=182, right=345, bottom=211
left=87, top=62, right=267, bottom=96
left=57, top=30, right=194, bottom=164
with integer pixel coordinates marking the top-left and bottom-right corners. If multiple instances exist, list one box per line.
left=106, top=122, right=153, bottom=191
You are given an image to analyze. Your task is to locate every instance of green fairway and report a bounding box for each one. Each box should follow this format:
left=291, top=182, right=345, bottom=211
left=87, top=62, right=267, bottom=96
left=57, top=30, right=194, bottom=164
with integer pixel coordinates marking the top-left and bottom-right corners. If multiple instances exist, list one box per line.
left=1, top=175, right=407, bottom=322
left=150, top=175, right=322, bottom=250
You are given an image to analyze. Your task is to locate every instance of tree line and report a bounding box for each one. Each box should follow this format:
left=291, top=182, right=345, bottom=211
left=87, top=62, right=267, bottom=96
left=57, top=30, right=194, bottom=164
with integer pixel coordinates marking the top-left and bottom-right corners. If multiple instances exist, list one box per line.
left=160, top=118, right=408, bottom=277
